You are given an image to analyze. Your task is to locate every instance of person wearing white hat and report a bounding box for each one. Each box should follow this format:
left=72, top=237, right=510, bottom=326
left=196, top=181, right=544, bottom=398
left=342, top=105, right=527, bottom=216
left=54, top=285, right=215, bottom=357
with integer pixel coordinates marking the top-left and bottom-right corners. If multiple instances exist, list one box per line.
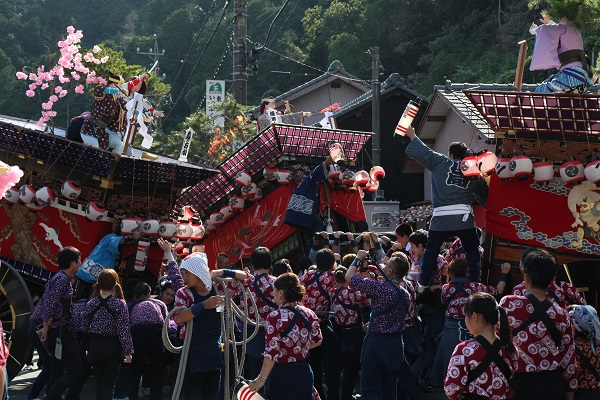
left=172, top=252, right=249, bottom=400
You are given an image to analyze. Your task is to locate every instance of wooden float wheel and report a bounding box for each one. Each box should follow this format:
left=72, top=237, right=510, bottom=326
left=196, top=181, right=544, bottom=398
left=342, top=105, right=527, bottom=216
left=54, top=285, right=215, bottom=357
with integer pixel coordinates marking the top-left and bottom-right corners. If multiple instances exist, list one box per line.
left=0, top=261, right=34, bottom=381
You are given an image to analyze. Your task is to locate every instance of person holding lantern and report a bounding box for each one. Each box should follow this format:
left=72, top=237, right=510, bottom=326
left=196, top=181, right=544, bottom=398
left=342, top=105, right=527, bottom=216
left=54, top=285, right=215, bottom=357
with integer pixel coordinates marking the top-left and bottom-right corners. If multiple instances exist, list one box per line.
left=404, top=126, right=487, bottom=290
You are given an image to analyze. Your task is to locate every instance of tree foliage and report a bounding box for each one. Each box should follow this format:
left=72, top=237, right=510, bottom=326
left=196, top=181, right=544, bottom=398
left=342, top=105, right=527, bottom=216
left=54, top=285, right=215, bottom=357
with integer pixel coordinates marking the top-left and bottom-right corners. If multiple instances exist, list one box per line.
left=3, top=0, right=600, bottom=150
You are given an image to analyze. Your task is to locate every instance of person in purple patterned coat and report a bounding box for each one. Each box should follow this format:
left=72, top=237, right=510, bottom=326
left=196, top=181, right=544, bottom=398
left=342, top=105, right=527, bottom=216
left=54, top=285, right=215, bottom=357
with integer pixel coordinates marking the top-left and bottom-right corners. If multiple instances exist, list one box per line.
left=37, top=246, right=82, bottom=400
left=128, top=282, right=168, bottom=400
left=84, top=269, right=133, bottom=400
left=346, top=250, right=411, bottom=400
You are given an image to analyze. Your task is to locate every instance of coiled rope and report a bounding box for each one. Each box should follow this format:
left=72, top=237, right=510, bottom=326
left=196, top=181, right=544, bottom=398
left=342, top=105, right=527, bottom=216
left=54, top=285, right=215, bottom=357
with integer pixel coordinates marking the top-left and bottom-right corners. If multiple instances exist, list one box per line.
left=162, top=278, right=265, bottom=400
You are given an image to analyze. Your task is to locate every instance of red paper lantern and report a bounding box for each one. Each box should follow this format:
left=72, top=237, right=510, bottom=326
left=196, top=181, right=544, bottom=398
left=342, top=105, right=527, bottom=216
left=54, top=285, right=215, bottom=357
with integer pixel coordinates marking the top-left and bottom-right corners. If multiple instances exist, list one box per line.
left=460, top=151, right=480, bottom=179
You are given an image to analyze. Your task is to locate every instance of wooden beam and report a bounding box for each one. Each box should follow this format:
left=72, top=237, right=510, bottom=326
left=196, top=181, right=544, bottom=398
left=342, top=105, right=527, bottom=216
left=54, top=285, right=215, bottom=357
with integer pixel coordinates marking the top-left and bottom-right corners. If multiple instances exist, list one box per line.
left=515, top=40, right=528, bottom=91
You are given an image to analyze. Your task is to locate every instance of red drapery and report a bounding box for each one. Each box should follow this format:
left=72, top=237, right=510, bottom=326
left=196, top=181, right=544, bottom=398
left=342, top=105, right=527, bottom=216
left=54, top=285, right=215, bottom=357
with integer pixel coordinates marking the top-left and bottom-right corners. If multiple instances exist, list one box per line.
left=486, top=174, right=600, bottom=256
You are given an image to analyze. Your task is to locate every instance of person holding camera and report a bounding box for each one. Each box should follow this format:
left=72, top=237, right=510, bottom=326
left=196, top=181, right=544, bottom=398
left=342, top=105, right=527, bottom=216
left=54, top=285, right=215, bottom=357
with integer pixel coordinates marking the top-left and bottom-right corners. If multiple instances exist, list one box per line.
left=256, top=97, right=312, bottom=132
left=346, top=250, right=411, bottom=399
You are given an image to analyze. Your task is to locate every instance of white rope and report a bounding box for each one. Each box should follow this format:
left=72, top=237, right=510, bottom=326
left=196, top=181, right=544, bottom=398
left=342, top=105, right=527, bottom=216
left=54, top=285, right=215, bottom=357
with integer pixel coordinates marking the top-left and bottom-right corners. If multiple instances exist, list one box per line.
left=162, top=306, right=192, bottom=400
left=161, top=279, right=269, bottom=400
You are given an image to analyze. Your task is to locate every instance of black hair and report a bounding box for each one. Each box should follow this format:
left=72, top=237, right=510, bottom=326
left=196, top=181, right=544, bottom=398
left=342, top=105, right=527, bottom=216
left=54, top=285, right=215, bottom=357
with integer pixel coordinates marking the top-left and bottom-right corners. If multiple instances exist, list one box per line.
left=395, top=223, right=414, bottom=238
left=334, top=266, right=348, bottom=284
left=134, top=282, right=151, bottom=299
left=388, top=253, right=409, bottom=279
left=408, top=229, right=428, bottom=247
left=272, top=259, right=292, bottom=277
left=522, top=248, right=557, bottom=290
left=274, top=272, right=305, bottom=302
left=448, top=258, right=468, bottom=278
left=354, top=220, right=369, bottom=232
left=159, top=281, right=174, bottom=294
left=259, top=98, right=274, bottom=113
left=315, top=248, right=336, bottom=272
left=295, top=255, right=312, bottom=275
left=519, top=246, right=541, bottom=268
left=128, top=76, right=148, bottom=95
left=251, top=247, right=273, bottom=270
left=465, top=292, right=516, bottom=355
left=57, top=246, right=80, bottom=270
left=108, top=72, right=122, bottom=84
left=449, top=142, right=468, bottom=160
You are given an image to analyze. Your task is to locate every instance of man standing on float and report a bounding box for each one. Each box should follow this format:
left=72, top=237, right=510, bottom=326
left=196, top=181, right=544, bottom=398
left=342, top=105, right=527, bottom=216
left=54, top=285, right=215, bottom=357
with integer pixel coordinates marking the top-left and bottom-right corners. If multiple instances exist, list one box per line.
left=404, top=126, right=487, bottom=291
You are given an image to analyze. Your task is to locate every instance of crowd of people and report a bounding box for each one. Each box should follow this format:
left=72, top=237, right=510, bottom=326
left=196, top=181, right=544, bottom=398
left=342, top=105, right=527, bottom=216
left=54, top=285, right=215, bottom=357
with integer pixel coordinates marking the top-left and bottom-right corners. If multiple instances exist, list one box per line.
left=21, top=220, right=600, bottom=400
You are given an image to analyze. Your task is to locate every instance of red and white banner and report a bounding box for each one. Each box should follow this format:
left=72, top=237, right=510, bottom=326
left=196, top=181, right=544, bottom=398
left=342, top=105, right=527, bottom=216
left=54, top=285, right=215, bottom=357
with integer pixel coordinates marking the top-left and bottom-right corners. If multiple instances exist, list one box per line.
left=486, top=174, right=600, bottom=256
left=0, top=203, right=113, bottom=272
left=204, top=183, right=367, bottom=266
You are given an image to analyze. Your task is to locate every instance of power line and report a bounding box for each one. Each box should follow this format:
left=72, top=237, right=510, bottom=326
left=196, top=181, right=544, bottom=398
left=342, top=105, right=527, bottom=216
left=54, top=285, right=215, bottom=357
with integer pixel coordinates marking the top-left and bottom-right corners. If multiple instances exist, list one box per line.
left=255, top=0, right=291, bottom=50
left=162, top=0, right=233, bottom=125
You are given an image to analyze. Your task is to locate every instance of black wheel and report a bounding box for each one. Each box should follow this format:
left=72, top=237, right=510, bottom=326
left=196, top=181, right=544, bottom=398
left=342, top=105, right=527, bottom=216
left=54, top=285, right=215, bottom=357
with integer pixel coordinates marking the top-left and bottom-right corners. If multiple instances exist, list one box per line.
left=0, top=261, right=34, bottom=381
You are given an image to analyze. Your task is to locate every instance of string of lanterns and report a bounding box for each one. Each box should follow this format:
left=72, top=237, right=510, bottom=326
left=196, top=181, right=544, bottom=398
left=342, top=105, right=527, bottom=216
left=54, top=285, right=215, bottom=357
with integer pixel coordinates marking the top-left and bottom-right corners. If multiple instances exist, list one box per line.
left=459, top=149, right=600, bottom=186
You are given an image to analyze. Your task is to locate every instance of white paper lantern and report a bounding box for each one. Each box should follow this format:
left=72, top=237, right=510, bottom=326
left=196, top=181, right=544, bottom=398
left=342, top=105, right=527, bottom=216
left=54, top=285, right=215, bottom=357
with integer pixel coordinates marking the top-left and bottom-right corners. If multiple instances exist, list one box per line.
left=121, top=217, right=142, bottom=235
left=18, top=184, right=36, bottom=204
left=176, top=220, right=194, bottom=239
left=367, top=178, right=379, bottom=192
left=560, top=159, right=585, bottom=185
left=277, top=170, right=292, bottom=185
left=209, top=212, right=225, bottom=226
left=229, top=196, right=245, bottom=211
left=342, top=170, right=356, bottom=186
left=142, top=218, right=160, bottom=236
left=191, top=223, right=205, bottom=240
left=250, top=188, right=263, bottom=202
left=509, top=152, right=532, bottom=180
left=476, top=151, right=498, bottom=176
left=241, top=183, right=258, bottom=197
left=370, top=166, right=385, bottom=181
left=584, top=158, right=600, bottom=184
left=3, top=187, right=19, bottom=204
left=158, top=221, right=178, bottom=238
left=327, top=163, right=341, bottom=181
left=263, top=167, right=279, bottom=181
left=234, top=171, right=252, bottom=186
left=61, top=180, right=81, bottom=199
left=35, top=187, right=56, bottom=207
left=85, top=202, right=106, bottom=221
left=354, top=170, right=370, bottom=189
left=495, top=154, right=514, bottom=180
left=220, top=205, right=233, bottom=220
left=532, top=161, right=555, bottom=183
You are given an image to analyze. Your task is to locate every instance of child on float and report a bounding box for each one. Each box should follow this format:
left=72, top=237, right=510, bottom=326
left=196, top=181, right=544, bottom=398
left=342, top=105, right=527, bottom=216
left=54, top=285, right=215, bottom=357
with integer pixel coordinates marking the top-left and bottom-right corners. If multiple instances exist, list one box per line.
left=172, top=252, right=249, bottom=400
left=444, top=292, right=518, bottom=400
left=569, top=305, right=600, bottom=400
left=431, top=259, right=510, bottom=386
left=248, top=272, right=323, bottom=399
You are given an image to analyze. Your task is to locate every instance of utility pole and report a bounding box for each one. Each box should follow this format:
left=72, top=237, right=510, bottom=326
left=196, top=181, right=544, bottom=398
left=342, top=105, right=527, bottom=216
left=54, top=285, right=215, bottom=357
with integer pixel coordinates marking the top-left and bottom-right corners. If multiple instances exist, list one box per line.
left=371, top=46, right=381, bottom=167
left=137, top=34, right=165, bottom=80
left=232, top=0, right=247, bottom=105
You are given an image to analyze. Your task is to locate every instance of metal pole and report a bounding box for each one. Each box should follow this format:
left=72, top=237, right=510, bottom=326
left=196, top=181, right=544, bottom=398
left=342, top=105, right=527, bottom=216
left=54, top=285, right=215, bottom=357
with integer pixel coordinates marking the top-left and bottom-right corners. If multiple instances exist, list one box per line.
left=232, top=0, right=247, bottom=105
left=371, top=46, right=381, bottom=167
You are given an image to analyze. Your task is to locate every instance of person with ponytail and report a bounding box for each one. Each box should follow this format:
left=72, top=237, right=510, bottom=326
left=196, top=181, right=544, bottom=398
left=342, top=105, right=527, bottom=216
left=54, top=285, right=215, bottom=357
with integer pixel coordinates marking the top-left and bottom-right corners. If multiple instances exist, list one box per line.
left=444, top=292, right=518, bottom=400
left=248, top=272, right=323, bottom=399
left=83, top=269, right=133, bottom=400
